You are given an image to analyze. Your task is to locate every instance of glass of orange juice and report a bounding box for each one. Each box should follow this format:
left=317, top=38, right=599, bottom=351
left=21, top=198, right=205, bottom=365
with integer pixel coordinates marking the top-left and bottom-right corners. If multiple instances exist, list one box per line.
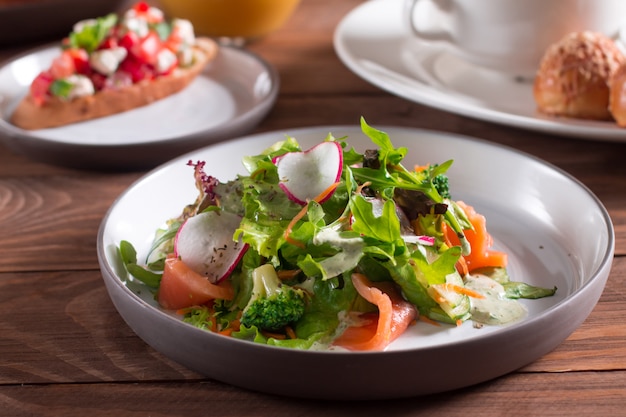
left=156, top=0, right=300, bottom=45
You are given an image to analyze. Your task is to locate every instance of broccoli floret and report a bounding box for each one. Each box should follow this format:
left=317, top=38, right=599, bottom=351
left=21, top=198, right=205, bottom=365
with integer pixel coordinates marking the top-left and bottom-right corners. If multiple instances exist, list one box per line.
left=240, top=264, right=306, bottom=332
left=428, top=164, right=451, bottom=199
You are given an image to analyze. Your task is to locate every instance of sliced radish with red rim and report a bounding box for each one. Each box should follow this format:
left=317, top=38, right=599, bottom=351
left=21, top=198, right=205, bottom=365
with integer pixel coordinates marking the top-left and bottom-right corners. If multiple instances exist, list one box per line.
left=273, top=141, right=343, bottom=205
left=174, top=210, right=247, bottom=283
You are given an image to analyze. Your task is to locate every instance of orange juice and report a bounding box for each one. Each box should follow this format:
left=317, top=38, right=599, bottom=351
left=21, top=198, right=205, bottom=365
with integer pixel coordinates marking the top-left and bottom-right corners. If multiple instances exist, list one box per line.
left=157, top=0, right=300, bottom=40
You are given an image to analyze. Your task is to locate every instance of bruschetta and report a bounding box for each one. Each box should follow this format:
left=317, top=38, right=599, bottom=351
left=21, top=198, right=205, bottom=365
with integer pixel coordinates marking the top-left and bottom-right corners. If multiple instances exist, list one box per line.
left=11, top=2, right=218, bottom=130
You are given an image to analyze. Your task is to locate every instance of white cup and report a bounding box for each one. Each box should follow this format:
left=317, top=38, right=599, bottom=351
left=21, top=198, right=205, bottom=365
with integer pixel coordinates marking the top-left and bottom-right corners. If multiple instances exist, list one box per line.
left=406, top=0, right=626, bottom=78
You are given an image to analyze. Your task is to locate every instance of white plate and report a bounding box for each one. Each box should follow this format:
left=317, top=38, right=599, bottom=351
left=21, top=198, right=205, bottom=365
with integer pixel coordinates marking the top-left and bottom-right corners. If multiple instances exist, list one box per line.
left=97, top=126, right=613, bottom=400
left=0, top=44, right=278, bottom=170
left=334, top=0, right=626, bottom=142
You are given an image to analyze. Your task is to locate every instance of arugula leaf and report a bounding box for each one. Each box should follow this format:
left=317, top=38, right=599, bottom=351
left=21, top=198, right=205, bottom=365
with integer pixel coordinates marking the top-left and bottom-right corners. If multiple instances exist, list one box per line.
left=502, top=282, right=558, bottom=299
left=360, top=116, right=407, bottom=166
left=241, top=136, right=301, bottom=174
left=49, top=79, right=74, bottom=98
left=350, top=195, right=400, bottom=243
left=236, top=173, right=302, bottom=259
left=410, top=245, right=461, bottom=286
left=69, top=13, right=117, bottom=53
left=118, top=240, right=161, bottom=288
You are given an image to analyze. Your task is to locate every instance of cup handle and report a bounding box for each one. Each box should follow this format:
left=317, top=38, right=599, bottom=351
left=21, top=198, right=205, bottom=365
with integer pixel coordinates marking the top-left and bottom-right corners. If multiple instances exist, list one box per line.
left=405, top=0, right=454, bottom=42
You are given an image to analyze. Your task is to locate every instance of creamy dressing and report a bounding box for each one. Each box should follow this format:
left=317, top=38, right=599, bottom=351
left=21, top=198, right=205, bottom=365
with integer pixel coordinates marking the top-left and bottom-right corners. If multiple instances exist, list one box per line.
left=312, top=227, right=364, bottom=279
left=465, top=274, right=527, bottom=325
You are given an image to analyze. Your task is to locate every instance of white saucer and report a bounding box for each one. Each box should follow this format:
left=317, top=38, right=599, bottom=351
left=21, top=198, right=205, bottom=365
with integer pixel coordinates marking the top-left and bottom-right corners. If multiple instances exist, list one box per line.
left=334, top=0, right=626, bottom=142
left=0, top=45, right=279, bottom=170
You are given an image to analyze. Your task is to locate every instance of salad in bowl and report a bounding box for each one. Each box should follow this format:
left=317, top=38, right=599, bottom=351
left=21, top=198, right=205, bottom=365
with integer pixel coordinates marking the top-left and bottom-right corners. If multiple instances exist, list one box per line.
left=118, top=118, right=556, bottom=351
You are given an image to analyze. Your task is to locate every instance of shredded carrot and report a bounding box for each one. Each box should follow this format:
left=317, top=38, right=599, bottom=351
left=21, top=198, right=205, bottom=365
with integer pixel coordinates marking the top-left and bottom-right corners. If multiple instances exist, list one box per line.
left=284, top=205, right=307, bottom=248
left=262, top=330, right=287, bottom=340
left=283, top=181, right=340, bottom=247
left=219, top=328, right=234, bottom=336
left=285, top=326, right=297, bottom=340
left=277, top=269, right=302, bottom=280
left=355, top=181, right=371, bottom=196
left=442, top=222, right=470, bottom=276
left=313, top=181, right=341, bottom=204
left=230, top=318, right=241, bottom=332
left=443, top=283, right=485, bottom=299
left=419, top=315, right=441, bottom=327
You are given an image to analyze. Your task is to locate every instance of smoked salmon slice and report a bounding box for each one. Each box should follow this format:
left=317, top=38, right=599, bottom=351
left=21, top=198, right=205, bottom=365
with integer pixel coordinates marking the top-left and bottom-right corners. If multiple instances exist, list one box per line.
left=444, top=201, right=508, bottom=273
left=334, top=273, right=417, bottom=351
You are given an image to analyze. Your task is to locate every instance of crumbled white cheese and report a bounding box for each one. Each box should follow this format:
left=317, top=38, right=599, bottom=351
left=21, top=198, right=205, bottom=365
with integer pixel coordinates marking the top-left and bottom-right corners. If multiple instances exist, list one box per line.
left=65, top=75, right=95, bottom=99
left=147, top=6, right=164, bottom=22
left=177, top=47, right=194, bottom=67
left=172, top=18, right=196, bottom=46
left=124, top=6, right=164, bottom=24
left=90, top=47, right=128, bottom=75
left=122, top=16, right=149, bottom=38
left=156, top=48, right=177, bottom=73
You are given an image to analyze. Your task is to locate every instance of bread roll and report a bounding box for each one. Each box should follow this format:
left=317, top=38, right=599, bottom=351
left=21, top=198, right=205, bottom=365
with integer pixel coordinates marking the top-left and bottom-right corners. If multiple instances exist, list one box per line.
left=533, top=31, right=625, bottom=120
left=609, top=62, right=626, bottom=126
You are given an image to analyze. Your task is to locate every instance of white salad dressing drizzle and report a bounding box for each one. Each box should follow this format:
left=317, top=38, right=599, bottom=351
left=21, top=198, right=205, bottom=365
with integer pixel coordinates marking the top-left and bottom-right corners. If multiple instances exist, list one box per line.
left=465, top=274, right=527, bottom=325
left=312, top=226, right=365, bottom=279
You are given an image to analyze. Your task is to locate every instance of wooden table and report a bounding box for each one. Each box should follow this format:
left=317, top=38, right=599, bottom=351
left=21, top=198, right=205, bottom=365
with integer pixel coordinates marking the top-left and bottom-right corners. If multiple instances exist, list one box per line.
left=1, top=0, right=625, bottom=415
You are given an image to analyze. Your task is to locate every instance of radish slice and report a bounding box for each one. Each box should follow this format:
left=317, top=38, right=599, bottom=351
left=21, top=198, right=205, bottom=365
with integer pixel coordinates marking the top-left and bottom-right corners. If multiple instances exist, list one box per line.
left=174, top=211, right=248, bottom=283
left=274, top=141, right=343, bottom=205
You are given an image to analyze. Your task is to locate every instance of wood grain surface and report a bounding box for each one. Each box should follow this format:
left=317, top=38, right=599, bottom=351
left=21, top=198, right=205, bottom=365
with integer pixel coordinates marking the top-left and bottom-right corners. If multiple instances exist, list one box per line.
left=0, top=0, right=625, bottom=415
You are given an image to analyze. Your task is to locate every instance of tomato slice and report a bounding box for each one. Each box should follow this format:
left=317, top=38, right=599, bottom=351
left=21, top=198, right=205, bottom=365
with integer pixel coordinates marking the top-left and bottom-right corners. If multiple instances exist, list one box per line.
left=64, top=48, right=90, bottom=75
left=157, top=257, right=235, bottom=310
left=133, top=1, right=150, bottom=13
left=118, top=55, right=155, bottom=82
left=98, top=37, right=118, bottom=50
left=134, top=31, right=162, bottom=65
left=49, top=51, right=76, bottom=79
left=29, top=71, right=54, bottom=105
left=119, top=30, right=140, bottom=52
left=164, top=26, right=183, bottom=53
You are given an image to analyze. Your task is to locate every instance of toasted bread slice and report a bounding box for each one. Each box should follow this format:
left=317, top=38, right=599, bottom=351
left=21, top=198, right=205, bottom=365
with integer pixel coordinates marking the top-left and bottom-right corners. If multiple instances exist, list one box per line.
left=11, top=37, right=218, bottom=130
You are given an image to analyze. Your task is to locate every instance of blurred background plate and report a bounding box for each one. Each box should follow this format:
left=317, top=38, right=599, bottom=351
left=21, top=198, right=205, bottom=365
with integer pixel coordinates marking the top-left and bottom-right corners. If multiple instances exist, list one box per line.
left=0, top=43, right=279, bottom=170
left=334, top=0, right=626, bottom=142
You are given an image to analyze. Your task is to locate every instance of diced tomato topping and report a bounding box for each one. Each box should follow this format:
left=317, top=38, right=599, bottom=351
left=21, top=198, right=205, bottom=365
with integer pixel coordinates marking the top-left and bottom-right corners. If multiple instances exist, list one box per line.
left=29, top=2, right=181, bottom=102
left=164, top=26, right=183, bottom=53
left=50, top=51, right=76, bottom=79
left=132, top=1, right=163, bottom=23
left=89, top=72, right=107, bottom=91
left=119, top=30, right=140, bottom=53
left=30, top=71, right=53, bottom=105
left=159, top=57, right=178, bottom=76
left=133, top=31, right=162, bottom=65
left=119, top=55, right=155, bottom=82
left=133, top=1, right=150, bottom=13
left=98, top=37, right=118, bottom=50
left=65, top=48, right=90, bottom=75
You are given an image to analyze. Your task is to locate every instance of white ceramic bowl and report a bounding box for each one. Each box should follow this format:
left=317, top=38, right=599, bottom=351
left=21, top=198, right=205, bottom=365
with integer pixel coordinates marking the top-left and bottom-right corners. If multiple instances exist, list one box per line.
left=98, top=126, right=614, bottom=399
